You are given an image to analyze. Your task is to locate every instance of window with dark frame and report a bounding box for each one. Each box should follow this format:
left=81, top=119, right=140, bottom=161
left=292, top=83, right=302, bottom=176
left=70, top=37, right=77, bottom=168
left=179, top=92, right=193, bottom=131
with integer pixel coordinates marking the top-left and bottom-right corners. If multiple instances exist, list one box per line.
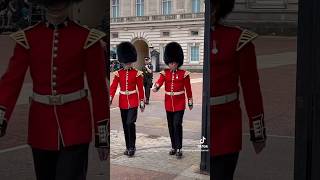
left=111, top=32, right=119, bottom=39
left=162, top=31, right=170, bottom=37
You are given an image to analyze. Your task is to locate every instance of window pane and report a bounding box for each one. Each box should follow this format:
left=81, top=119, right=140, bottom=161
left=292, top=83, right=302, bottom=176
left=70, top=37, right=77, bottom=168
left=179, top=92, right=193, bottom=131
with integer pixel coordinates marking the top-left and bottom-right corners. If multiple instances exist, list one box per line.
left=162, top=0, right=172, bottom=15
left=192, top=0, right=200, bottom=13
left=141, top=5, right=144, bottom=16
left=136, top=0, right=144, bottom=16
left=137, top=5, right=140, bottom=16
left=112, top=7, right=116, bottom=17
left=112, top=0, right=120, bottom=17
left=191, top=46, right=199, bottom=62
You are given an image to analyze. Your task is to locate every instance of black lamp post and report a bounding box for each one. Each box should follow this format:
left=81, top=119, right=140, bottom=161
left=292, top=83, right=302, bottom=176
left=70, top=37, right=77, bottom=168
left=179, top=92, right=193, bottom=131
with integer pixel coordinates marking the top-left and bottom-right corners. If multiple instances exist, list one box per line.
left=200, top=0, right=211, bottom=173
left=294, top=0, right=320, bottom=179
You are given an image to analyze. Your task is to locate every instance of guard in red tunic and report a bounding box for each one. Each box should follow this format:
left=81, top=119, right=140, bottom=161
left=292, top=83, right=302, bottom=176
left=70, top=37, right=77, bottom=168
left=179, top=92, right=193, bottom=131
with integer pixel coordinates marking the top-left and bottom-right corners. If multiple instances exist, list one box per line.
left=0, top=1, right=109, bottom=179
left=110, top=42, right=145, bottom=157
left=153, top=42, right=193, bottom=159
left=210, top=1, right=266, bottom=179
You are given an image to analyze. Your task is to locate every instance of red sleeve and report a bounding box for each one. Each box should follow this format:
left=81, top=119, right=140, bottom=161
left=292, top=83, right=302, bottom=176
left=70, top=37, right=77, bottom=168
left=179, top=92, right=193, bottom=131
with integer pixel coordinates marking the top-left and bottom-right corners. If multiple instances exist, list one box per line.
left=84, top=41, right=109, bottom=147
left=184, top=74, right=193, bottom=99
left=0, top=44, right=29, bottom=122
left=137, top=74, right=144, bottom=101
left=110, top=73, right=119, bottom=99
left=239, top=42, right=264, bottom=129
left=155, top=72, right=165, bottom=88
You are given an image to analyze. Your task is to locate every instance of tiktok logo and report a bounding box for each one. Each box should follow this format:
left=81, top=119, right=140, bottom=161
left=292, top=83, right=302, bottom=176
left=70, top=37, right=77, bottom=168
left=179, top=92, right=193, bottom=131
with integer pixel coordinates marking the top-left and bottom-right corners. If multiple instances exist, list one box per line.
left=198, top=136, right=209, bottom=150
left=200, top=136, right=206, bottom=144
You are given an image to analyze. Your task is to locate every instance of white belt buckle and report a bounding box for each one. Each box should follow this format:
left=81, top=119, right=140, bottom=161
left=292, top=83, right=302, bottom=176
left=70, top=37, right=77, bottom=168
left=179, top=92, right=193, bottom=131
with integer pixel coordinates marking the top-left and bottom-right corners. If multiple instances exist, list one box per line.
left=170, top=92, right=174, bottom=96
left=49, top=95, right=63, bottom=105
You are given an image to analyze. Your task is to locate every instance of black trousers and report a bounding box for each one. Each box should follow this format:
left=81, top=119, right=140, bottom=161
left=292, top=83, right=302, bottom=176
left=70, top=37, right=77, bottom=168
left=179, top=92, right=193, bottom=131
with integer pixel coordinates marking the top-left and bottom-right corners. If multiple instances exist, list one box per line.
left=144, top=84, right=151, bottom=101
left=32, top=144, right=89, bottom=180
left=166, top=110, right=185, bottom=149
left=120, top=108, right=138, bottom=150
left=210, top=153, right=239, bottom=180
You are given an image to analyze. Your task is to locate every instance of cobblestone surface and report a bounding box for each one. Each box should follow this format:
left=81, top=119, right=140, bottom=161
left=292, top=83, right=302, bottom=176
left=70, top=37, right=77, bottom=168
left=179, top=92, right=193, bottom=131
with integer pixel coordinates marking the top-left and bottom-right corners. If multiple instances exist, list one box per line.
left=110, top=130, right=209, bottom=180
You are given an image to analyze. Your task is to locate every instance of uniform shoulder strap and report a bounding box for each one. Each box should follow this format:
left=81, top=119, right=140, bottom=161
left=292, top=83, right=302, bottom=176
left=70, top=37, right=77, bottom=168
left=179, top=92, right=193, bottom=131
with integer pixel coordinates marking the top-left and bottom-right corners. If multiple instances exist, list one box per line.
left=236, top=29, right=258, bottom=51
left=84, top=28, right=106, bottom=49
left=136, top=70, right=144, bottom=77
left=184, top=70, right=191, bottom=78
left=9, top=30, right=30, bottom=49
left=113, top=71, right=119, bottom=77
left=9, top=22, right=42, bottom=49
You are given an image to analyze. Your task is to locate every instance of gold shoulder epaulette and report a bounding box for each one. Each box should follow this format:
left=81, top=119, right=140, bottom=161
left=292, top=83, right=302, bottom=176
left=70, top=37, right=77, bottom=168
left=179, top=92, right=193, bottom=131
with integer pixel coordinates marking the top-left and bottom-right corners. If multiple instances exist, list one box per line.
left=236, top=29, right=258, bottom=51
left=84, top=28, right=106, bottom=49
left=9, top=31, right=30, bottom=49
left=113, top=71, right=119, bottom=77
left=136, top=71, right=143, bottom=77
left=184, top=70, right=191, bottom=78
left=9, top=22, right=42, bottom=49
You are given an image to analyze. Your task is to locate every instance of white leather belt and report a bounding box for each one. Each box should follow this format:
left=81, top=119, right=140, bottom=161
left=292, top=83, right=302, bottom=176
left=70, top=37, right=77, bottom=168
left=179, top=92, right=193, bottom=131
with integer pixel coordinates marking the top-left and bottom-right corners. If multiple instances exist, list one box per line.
left=31, top=89, right=88, bottom=105
left=165, top=91, right=185, bottom=96
left=210, top=92, right=238, bottom=106
left=119, top=90, right=137, bottom=95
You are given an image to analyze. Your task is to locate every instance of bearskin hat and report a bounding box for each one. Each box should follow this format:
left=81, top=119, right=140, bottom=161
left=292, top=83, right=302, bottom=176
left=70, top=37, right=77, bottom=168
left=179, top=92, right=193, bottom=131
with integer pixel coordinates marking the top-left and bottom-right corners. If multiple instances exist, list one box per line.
left=212, top=0, right=235, bottom=21
left=164, top=42, right=184, bottom=68
left=29, top=0, right=82, bottom=6
left=117, top=42, right=137, bottom=64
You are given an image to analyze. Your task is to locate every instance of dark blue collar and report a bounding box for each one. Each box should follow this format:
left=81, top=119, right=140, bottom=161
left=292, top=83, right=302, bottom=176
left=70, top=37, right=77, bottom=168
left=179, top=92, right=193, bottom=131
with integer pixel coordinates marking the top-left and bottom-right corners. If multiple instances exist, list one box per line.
left=45, top=18, right=69, bottom=29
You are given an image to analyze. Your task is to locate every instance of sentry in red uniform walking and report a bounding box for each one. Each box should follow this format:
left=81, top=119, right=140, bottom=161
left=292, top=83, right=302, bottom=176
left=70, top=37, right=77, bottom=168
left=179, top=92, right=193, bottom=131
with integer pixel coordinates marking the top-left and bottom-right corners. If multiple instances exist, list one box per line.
left=210, top=0, right=266, bottom=179
left=110, top=42, right=145, bottom=157
left=153, top=42, right=193, bottom=159
left=0, top=1, right=109, bottom=179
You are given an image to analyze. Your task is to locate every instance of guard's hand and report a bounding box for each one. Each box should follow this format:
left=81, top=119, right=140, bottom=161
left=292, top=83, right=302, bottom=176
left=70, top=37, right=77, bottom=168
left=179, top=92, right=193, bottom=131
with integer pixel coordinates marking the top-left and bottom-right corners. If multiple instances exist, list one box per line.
left=188, top=99, right=193, bottom=110
left=152, top=85, right=159, bottom=92
left=152, top=88, right=157, bottom=92
left=252, top=141, right=266, bottom=154
left=140, top=101, right=145, bottom=112
left=0, top=120, right=7, bottom=138
left=97, top=147, right=109, bottom=161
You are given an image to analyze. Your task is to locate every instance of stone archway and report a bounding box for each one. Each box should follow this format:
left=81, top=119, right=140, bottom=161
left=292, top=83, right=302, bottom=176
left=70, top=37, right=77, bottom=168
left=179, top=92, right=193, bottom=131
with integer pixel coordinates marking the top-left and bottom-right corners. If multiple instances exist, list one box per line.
left=132, top=39, right=149, bottom=70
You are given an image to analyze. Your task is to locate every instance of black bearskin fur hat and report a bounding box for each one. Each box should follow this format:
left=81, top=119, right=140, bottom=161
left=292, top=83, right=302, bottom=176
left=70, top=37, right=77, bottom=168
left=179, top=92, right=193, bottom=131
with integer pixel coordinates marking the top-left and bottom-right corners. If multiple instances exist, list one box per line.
left=117, top=42, right=137, bottom=64
left=164, top=42, right=184, bottom=68
left=212, top=0, right=235, bottom=21
left=29, top=0, right=82, bottom=6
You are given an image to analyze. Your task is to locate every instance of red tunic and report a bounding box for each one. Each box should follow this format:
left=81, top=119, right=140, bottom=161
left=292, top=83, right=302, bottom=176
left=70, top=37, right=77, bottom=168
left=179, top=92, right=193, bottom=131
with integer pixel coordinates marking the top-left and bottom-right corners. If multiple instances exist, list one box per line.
left=0, top=20, right=109, bottom=150
left=110, top=68, right=144, bottom=109
left=210, top=24, right=264, bottom=156
left=155, top=69, right=193, bottom=112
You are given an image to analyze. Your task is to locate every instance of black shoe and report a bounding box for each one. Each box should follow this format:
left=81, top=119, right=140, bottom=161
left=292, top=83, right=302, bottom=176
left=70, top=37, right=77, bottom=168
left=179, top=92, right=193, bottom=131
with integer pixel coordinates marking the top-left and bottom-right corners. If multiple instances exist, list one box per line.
left=176, top=149, right=182, bottom=159
left=124, top=149, right=129, bottom=155
left=169, top=149, right=176, bottom=155
left=145, top=100, right=149, bottom=104
left=128, top=148, right=135, bottom=157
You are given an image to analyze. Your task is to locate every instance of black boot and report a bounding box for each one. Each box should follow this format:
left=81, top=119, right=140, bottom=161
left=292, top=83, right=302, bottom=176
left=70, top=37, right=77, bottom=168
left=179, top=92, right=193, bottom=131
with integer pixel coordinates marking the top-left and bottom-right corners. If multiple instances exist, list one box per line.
left=176, top=149, right=183, bottom=159
left=124, top=149, right=129, bottom=156
left=169, top=149, right=176, bottom=155
left=128, top=148, right=136, bottom=157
